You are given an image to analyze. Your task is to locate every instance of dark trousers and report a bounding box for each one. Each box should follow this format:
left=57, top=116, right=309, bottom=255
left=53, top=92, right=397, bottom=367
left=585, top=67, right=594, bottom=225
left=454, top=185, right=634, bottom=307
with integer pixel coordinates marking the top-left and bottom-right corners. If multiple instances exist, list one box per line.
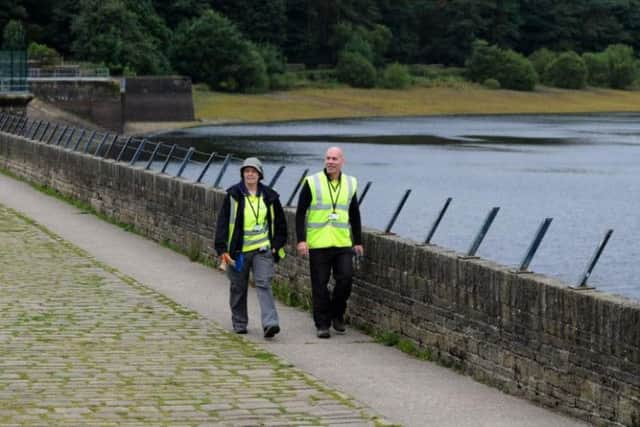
left=309, top=247, right=353, bottom=329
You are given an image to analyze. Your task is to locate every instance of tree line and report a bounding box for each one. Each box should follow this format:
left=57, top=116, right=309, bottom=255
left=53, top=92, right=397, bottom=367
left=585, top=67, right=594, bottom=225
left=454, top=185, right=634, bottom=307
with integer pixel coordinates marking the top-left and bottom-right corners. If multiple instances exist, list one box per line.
left=2, top=0, right=640, bottom=92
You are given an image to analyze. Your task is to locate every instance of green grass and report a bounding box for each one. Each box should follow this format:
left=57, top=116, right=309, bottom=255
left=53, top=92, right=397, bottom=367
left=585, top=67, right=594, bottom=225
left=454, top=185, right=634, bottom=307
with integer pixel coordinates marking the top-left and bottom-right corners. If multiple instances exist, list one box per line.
left=193, top=84, right=640, bottom=125
left=374, top=330, right=432, bottom=361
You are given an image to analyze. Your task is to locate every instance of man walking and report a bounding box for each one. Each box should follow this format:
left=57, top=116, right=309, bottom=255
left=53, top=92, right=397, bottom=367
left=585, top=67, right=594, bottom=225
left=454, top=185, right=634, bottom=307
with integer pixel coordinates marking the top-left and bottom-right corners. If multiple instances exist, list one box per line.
left=296, top=146, right=363, bottom=338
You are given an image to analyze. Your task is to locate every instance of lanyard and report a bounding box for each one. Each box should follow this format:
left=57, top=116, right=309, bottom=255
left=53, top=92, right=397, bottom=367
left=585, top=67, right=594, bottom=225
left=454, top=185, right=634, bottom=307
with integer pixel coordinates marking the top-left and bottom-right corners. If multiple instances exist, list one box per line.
left=327, top=177, right=342, bottom=213
left=245, top=194, right=261, bottom=226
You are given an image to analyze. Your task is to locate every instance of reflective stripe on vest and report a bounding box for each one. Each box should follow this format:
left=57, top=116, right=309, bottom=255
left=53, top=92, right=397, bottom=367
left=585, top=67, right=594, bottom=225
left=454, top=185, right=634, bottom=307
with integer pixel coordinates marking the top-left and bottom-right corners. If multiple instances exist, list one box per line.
left=305, top=172, right=357, bottom=249
left=228, top=195, right=270, bottom=253
left=228, top=193, right=286, bottom=260
left=242, top=194, right=269, bottom=252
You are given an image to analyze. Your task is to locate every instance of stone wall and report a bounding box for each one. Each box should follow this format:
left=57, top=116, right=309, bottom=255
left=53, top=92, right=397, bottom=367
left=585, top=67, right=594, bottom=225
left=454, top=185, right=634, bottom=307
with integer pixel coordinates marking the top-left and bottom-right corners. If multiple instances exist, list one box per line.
left=0, top=93, right=34, bottom=116
left=30, top=80, right=123, bottom=132
left=1, top=131, right=638, bottom=427
left=30, top=76, right=194, bottom=133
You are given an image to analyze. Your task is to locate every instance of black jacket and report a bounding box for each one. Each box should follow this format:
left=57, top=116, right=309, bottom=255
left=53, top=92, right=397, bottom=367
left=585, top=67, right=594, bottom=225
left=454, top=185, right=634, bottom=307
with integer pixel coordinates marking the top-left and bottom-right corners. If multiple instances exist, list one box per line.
left=215, top=182, right=287, bottom=262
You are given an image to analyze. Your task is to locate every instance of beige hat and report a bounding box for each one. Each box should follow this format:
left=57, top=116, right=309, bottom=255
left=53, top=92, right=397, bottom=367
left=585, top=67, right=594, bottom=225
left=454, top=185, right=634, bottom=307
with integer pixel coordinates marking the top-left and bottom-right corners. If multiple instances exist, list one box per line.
left=240, top=157, right=264, bottom=179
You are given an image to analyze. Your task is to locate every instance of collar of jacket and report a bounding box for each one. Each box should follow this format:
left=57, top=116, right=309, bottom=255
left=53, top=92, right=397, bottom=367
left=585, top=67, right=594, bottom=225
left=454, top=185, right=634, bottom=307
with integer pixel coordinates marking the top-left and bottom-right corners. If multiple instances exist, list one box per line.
left=226, top=182, right=277, bottom=203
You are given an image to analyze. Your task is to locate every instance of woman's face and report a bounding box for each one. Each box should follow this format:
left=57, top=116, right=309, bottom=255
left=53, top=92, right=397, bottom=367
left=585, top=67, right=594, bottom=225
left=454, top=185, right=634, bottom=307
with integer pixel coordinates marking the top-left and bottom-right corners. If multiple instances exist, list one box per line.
left=242, top=167, right=260, bottom=185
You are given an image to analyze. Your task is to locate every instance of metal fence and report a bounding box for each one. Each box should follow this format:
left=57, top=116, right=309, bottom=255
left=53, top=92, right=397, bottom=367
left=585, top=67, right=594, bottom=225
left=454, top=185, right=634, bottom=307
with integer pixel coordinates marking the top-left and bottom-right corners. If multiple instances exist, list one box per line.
left=28, top=66, right=110, bottom=80
left=0, top=50, right=28, bottom=93
left=0, top=112, right=615, bottom=290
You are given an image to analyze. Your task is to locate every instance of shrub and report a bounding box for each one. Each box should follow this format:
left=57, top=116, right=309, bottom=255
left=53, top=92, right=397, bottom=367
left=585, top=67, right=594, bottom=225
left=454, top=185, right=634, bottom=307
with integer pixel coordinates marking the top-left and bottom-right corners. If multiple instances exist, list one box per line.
left=544, top=51, right=587, bottom=89
left=303, top=69, right=337, bottom=81
left=465, top=40, right=502, bottom=83
left=343, top=33, right=374, bottom=63
left=582, top=52, right=609, bottom=87
left=409, top=64, right=465, bottom=79
left=258, top=43, right=286, bottom=76
left=483, top=78, right=500, bottom=89
left=27, top=42, right=62, bottom=66
left=605, top=44, right=638, bottom=89
left=529, top=48, right=557, bottom=81
left=380, top=62, right=411, bottom=89
left=466, top=40, right=536, bottom=91
left=234, top=44, right=269, bottom=93
left=269, top=72, right=297, bottom=90
left=336, top=52, right=376, bottom=88
left=497, top=50, right=537, bottom=91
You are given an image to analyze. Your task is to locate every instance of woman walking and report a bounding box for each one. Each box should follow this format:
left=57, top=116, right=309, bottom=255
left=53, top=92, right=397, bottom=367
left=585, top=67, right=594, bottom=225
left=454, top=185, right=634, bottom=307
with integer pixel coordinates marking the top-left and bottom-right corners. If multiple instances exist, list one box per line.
left=215, top=157, right=287, bottom=338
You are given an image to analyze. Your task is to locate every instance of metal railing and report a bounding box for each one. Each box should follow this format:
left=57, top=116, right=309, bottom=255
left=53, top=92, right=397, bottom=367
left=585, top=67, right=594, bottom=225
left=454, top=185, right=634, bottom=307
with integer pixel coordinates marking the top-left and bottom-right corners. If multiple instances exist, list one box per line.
left=0, top=112, right=616, bottom=290
left=28, top=67, right=110, bottom=79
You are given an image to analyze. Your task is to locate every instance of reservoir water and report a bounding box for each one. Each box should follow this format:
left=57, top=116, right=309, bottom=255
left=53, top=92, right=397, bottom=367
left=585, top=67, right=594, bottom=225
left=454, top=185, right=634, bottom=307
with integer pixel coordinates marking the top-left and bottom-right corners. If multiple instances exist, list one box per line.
left=159, top=113, right=640, bottom=301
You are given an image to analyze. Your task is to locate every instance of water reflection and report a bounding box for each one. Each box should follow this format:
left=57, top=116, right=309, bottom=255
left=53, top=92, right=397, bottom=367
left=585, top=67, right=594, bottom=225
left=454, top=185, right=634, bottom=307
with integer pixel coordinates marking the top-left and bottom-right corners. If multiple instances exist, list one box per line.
left=157, top=113, right=640, bottom=301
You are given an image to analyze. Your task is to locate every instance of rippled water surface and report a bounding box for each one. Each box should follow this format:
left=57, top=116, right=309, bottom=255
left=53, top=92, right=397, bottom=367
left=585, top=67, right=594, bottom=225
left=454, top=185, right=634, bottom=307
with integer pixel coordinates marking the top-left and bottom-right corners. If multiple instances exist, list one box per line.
left=159, top=113, right=640, bottom=300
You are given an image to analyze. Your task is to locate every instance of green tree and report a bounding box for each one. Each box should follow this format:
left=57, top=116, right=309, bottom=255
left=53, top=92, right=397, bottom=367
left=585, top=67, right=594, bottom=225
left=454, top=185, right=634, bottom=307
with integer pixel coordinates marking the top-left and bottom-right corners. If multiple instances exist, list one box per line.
left=544, top=51, right=587, bottom=89
left=332, top=22, right=390, bottom=66
left=44, top=0, right=79, bottom=55
left=529, top=48, right=557, bottom=80
left=336, top=51, right=376, bottom=88
left=366, top=24, right=392, bottom=66
left=27, top=41, right=62, bottom=65
left=377, top=0, right=419, bottom=63
left=71, top=0, right=170, bottom=75
left=343, top=32, right=374, bottom=62
left=466, top=40, right=536, bottom=91
left=211, top=0, right=286, bottom=47
left=128, top=0, right=172, bottom=60
left=582, top=51, right=609, bottom=87
left=153, top=0, right=209, bottom=29
left=498, top=49, right=537, bottom=90
left=2, top=20, right=26, bottom=49
left=170, top=10, right=268, bottom=92
left=605, top=44, right=637, bottom=89
left=0, top=0, right=27, bottom=45
left=283, top=0, right=381, bottom=65
left=257, top=43, right=295, bottom=90
left=465, top=40, right=503, bottom=83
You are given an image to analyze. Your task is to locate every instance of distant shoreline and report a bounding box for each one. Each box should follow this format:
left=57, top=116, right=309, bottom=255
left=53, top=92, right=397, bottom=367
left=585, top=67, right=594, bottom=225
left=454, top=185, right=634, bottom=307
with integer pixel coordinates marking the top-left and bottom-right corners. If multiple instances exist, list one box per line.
left=192, top=85, right=640, bottom=126
left=28, top=85, right=640, bottom=135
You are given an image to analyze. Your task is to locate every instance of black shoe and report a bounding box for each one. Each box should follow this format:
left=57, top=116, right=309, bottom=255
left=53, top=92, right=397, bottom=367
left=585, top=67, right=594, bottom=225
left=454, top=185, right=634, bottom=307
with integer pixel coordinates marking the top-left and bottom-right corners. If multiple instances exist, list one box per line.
left=332, top=318, right=346, bottom=334
left=234, top=328, right=247, bottom=335
left=316, top=328, right=331, bottom=339
left=264, top=325, right=280, bottom=338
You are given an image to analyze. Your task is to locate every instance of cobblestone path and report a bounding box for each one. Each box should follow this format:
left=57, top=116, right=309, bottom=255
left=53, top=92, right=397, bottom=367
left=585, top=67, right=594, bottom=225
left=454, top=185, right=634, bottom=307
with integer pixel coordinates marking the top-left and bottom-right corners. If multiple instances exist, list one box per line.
left=0, top=205, right=383, bottom=426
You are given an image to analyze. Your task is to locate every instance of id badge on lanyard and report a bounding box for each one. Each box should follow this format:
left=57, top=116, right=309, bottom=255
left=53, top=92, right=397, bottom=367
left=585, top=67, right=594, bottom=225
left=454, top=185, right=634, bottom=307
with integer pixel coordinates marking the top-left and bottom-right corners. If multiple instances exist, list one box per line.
left=328, top=212, right=339, bottom=221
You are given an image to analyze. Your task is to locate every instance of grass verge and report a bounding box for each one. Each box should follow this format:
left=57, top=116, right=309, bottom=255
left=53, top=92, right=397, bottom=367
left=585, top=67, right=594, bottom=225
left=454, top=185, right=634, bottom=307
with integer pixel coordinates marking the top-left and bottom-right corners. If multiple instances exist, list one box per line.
left=193, top=84, right=640, bottom=124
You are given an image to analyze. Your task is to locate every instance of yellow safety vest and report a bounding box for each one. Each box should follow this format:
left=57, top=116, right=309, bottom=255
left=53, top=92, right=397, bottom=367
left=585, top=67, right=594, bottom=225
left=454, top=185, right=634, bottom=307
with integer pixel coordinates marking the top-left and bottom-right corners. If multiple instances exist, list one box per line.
left=228, top=194, right=286, bottom=259
left=305, top=172, right=357, bottom=249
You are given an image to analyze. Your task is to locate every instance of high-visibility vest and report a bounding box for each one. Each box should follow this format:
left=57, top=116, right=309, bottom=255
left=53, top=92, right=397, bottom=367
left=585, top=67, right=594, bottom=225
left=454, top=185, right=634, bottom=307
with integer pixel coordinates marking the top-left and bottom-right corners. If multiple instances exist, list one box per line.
left=228, top=194, right=286, bottom=259
left=305, top=172, right=357, bottom=249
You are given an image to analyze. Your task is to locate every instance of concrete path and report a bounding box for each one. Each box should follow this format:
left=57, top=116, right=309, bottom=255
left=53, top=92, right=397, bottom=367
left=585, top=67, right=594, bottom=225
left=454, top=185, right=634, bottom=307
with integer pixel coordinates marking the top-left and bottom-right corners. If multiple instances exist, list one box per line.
left=0, top=172, right=589, bottom=427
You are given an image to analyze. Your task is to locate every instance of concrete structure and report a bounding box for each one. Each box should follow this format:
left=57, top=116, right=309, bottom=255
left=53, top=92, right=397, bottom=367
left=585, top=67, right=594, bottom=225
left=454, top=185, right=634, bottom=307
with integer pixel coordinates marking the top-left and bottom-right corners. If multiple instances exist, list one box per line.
left=1, top=127, right=638, bottom=426
left=0, top=92, right=33, bottom=115
left=29, top=76, right=194, bottom=132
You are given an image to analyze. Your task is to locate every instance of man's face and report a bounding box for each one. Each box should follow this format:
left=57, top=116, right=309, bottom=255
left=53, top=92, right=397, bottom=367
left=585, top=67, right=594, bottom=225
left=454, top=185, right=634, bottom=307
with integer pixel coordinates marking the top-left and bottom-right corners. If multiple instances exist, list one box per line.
left=324, top=148, right=344, bottom=176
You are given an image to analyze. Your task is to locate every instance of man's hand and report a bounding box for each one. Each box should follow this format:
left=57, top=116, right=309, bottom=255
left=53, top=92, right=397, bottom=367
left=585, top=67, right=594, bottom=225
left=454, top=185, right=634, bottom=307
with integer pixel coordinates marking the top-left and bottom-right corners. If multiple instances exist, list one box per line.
left=297, top=241, right=309, bottom=257
left=353, top=245, right=364, bottom=256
